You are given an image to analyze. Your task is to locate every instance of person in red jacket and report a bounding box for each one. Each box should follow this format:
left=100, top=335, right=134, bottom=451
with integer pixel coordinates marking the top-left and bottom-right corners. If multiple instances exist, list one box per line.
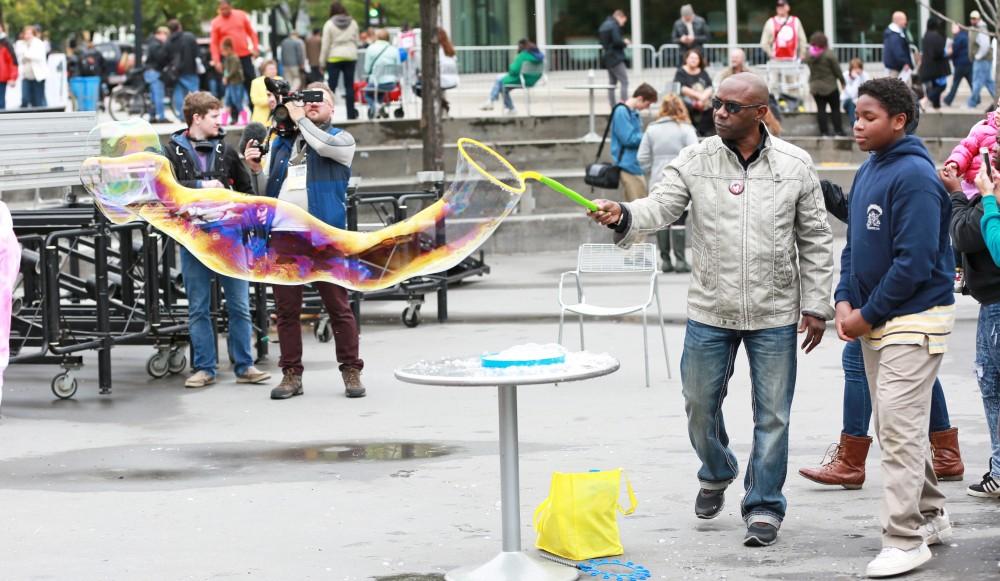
left=0, top=23, right=18, bottom=110
left=210, top=0, right=259, bottom=96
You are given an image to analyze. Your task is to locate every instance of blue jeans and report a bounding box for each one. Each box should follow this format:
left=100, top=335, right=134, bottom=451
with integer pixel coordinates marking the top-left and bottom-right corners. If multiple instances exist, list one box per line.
left=21, top=79, right=46, bottom=108
left=180, top=247, right=254, bottom=377
left=968, top=60, right=996, bottom=108
left=842, top=340, right=951, bottom=436
left=172, top=74, right=199, bottom=119
left=224, top=83, right=246, bottom=119
left=143, top=69, right=165, bottom=121
left=843, top=99, right=856, bottom=128
left=976, top=302, right=1000, bottom=477
left=489, top=75, right=517, bottom=110
left=680, top=320, right=797, bottom=527
left=945, top=63, right=973, bottom=106
left=326, top=60, right=358, bottom=119
left=365, top=82, right=396, bottom=115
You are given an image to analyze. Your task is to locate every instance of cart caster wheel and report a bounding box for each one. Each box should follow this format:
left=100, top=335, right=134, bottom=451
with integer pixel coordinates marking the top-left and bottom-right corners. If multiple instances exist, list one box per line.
left=146, top=351, right=170, bottom=378
left=314, top=317, right=333, bottom=343
left=51, top=372, right=78, bottom=400
left=402, top=304, right=421, bottom=328
left=167, top=350, right=187, bottom=374
left=393, top=107, right=405, bottom=119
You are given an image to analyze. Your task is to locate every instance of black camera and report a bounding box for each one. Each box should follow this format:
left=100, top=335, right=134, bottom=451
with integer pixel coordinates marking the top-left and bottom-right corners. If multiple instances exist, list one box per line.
left=265, top=76, right=324, bottom=137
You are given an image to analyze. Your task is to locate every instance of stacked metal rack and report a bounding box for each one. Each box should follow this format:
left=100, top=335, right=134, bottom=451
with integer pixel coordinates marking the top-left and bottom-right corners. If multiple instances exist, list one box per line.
left=8, top=174, right=491, bottom=399
left=10, top=205, right=271, bottom=399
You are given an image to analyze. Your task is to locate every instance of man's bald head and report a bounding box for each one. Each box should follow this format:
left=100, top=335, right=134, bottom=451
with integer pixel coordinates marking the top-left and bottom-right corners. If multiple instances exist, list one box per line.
left=714, top=73, right=769, bottom=141
left=892, top=11, right=907, bottom=27
left=720, top=72, right=769, bottom=105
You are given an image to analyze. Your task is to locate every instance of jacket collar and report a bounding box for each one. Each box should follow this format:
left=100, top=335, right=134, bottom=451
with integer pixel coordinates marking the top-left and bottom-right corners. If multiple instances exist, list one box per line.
left=721, top=124, right=770, bottom=169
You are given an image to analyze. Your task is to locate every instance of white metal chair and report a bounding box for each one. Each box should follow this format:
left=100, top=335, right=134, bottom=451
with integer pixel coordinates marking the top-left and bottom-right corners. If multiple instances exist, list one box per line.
left=558, top=243, right=672, bottom=387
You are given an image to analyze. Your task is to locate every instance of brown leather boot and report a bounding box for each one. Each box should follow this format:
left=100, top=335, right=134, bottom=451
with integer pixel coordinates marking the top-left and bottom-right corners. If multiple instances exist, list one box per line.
left=930, top=427, right=964, bottom=481
left=798, top=432, right=872, bottom=489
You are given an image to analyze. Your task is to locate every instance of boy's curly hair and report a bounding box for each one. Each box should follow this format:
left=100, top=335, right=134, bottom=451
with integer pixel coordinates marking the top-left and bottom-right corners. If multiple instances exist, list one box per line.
left=857, top=77, right=916, bottom=126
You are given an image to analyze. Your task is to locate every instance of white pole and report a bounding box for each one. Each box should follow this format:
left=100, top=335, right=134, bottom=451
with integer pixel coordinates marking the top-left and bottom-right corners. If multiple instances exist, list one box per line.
left=823, top=0, right=835, bottom=43
left=534, top=0, right=547, bottom=48
left=441, top=0, right=452, bottom=35
left=919, top=1, right=929, bottom=38
left=726, top=0, right=737, bottom=53
left=630, top=0, right=642, bottom=75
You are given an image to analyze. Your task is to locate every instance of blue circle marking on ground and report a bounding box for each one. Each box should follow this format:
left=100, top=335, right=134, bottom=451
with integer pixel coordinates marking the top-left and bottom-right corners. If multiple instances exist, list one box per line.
left=578, top=558, right=651, bottom=581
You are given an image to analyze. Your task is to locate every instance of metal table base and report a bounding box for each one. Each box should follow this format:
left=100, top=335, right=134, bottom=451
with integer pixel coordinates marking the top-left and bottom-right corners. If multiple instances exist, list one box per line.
left=446, top=384, right=577, bottom=581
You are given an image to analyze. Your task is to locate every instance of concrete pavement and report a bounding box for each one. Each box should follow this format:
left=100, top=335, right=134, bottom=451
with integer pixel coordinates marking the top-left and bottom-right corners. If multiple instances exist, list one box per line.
left=0, top=250, right=998, bottom=580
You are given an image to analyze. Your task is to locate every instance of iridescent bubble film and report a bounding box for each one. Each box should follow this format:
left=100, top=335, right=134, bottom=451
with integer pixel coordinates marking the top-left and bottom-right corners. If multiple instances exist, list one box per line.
left=80, top=122, right=543, bottom=291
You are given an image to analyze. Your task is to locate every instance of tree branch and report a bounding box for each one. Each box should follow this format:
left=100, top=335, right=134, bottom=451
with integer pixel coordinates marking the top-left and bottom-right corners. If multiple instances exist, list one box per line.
left=918, top=0, right=997, bottom=37
left=974, top=0, right=997, bottom=27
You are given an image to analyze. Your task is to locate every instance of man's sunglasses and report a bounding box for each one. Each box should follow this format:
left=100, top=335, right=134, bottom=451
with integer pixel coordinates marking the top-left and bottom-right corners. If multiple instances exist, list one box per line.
left=711, top=98, right=766, bottom=114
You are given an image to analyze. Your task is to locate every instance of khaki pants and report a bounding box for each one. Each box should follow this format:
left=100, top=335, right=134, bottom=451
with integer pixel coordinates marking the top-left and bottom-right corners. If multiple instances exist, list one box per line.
left=861, top=341, right=947, bottom=550
left=620, top=171, right=647, bottom=202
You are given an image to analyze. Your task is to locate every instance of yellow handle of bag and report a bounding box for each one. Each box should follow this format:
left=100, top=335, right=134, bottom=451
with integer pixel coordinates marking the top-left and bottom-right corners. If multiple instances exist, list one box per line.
left=616, top=473, right=637, bottom=516
left=532, top=497, right=551, bottom=534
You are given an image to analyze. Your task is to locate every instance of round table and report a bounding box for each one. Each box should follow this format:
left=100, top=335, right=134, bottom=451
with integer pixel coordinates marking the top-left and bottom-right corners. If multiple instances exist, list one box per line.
left=395, top=350, right=620, bottom=581
left=564, top=84, right=618, bottom=142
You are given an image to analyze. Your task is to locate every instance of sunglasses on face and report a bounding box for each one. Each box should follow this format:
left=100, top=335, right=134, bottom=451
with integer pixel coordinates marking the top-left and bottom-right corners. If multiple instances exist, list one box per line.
left=711, top=98, right=766, bottom=114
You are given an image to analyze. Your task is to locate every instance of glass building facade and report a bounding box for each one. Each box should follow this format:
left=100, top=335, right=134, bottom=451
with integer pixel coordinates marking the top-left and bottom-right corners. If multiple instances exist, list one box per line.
left=448, top=0, right=969, bottom=48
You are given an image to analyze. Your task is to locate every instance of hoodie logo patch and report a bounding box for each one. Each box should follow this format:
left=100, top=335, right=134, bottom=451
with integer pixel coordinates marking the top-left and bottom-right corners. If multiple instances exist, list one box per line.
left=866, top=204, right=882, bottom=231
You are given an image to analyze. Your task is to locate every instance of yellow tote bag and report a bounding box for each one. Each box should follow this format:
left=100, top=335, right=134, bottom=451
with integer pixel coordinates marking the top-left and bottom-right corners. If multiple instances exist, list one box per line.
left=532, top=468, right=637, bottom=561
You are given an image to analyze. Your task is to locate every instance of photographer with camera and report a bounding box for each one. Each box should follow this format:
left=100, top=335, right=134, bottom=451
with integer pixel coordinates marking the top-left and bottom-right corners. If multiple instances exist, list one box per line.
left=165, top=91, right=271, bottom=389
left=243, top=82, right=366, bottom=400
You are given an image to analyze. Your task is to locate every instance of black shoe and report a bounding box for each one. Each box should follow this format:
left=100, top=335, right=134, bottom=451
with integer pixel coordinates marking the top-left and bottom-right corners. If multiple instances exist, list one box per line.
left=695, top=488, right=725, bottom=519
left=674, top=260, right=691, bottom=273
left=744, top=522, right=779, bottom=547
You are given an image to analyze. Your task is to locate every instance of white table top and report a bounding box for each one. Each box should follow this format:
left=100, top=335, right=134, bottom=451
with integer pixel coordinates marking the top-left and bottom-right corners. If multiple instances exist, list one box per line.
left=564, top=84, right=618, bottom=90
left=394, top=351, right=620, bottom=387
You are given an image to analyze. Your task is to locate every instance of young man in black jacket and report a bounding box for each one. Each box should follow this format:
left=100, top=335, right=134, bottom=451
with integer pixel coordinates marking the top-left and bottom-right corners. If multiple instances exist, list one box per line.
left=598, top=9, right=629, bottom=107
left=144, top=26, right=170, bottom=123
left=163, top=91, right=269, bottom=389
left=166, top=19, right=201, bottom=121
left=942, top=165, right=1000, bottom=499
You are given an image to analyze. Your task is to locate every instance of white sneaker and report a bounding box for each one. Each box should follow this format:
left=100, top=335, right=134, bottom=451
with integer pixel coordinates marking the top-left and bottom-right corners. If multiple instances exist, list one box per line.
left=478, top=100, right=495, bottom=111
left=236, top=366, right=271, bottom=384
left=184, top=370, right=216, bottom=388
left=866, top=544, right=932, bottom=578
left=502, top=107, right=517, bottom=116
left=919, top=509, right=953, bottom=546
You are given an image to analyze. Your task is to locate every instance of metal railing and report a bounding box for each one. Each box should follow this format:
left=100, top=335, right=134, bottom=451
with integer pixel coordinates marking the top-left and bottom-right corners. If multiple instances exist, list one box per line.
left=659, top=43, right=883, bottom=68
left=452, top=44, right=658, bottom=75
left=454, top=42, right=885, bottom=75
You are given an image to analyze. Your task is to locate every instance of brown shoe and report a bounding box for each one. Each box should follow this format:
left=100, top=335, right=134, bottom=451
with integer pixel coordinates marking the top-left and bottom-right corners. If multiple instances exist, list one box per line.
left=270, top=370, right=303, bottom=400
left=931, top=427, right=965, bottom=481
left=342, top=367, right=366, bottom=398
left=798, top=432, right=872, bottom=489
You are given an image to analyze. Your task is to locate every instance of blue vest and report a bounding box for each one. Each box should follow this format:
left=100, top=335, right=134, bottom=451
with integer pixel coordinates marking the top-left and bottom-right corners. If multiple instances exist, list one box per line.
left=265, top=126, right=351, bottom=229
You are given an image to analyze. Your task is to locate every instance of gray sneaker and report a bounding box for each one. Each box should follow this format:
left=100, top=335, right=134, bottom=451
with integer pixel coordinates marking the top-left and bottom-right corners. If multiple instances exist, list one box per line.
left=270, top=370, right=303, bottom=400
left=342, top=367, right=366, bottom=398
left=236, top=366, right=271, bottom=384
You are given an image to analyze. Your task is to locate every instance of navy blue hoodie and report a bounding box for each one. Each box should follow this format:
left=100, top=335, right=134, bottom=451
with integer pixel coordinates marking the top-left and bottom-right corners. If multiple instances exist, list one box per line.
left=835, top=135, right=955, bottom=326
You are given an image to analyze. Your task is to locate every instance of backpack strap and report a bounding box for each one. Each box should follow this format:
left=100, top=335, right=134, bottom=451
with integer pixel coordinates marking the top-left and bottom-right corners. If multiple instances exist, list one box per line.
left=596, top=103, right=626, bottom=163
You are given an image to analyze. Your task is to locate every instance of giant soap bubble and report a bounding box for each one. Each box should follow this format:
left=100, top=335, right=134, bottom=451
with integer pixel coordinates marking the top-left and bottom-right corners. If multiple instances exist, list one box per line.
left=80, top=120, right=595, bottom=291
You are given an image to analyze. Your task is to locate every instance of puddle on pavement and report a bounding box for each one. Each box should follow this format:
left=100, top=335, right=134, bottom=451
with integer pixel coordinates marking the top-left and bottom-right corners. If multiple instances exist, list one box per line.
left=208, top=442, right=455, bottom=463
left=0, top=440, right=464, bottom=491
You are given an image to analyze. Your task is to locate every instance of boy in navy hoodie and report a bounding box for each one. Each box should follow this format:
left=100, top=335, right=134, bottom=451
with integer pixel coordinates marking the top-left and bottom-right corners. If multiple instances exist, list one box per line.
left=836, top=77, right=955, bottom=578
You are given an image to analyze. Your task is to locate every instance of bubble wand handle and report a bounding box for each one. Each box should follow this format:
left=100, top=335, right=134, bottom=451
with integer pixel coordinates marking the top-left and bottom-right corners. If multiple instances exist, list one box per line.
left=523, top=172, right=599, bottom=212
